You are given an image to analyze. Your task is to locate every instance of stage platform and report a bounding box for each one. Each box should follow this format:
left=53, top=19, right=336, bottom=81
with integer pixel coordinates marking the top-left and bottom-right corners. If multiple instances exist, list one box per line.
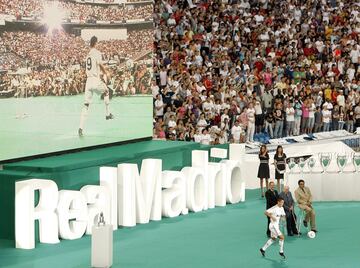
left=2, top=140, right=213, bottom=173
left=1, top=140, right=359, bottom=268
left=1, top=189, right=359, bottom=268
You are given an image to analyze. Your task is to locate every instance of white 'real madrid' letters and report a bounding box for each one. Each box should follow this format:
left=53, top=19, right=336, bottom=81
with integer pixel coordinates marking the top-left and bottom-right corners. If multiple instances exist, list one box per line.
left=15, top=179, right=60, bottom=249
left=118, top=159, right=162, bottom=226
left=57, top=190, right=88, bottom=240
left=80, top=185, right=111, bottom=235
left=100, top=167, right=118, bottom=230
left=14, top=147, right=246, bottom=249
left=182, top=166, right=207, bottom=212
left=162, top=171, right=188, bottom=217
left=208, top=162, right=227, bottom=207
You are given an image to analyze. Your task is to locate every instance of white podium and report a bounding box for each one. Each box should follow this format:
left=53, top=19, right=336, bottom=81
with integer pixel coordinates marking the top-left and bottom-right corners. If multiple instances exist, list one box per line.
left=91, top=215, right=113, bottom=268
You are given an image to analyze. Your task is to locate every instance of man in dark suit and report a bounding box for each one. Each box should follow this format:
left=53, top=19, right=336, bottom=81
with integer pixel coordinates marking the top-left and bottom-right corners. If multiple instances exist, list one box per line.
left=265, top=181, right=278, bottom=237
left=279, top=186, right=300, bottom=236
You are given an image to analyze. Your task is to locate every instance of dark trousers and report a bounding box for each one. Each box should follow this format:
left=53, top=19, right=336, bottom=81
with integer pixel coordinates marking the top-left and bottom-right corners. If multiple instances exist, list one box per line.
left=285, top=210, right=299, bottom=235
left=266, top=216, right=270, bottom=236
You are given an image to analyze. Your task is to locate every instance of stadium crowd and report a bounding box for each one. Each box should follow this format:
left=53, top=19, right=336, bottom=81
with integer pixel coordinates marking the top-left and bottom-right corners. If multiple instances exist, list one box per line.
left=152, top=0, right=360, bottom=144
left=0, top=0, right=152, bottom=22
left=0, top=29, right=152, bottom=70
left=0, top=29, right=153, bottom=97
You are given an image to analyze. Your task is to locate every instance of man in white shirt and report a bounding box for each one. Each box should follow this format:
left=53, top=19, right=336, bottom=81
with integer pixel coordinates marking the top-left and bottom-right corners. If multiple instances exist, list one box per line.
left=200, top=129, right=211, bottom=145
left=336, top=90, right=345, bottom=107
left=167, top=115, right=177, bottom=129
left=197, top=113, right=208, bottom=133
left=155, top=94, right=165, bottom=118
left=246, top=103, right=256, bottom=142
left=308, top=100, right=316, bottom=134
left=347, top=64, right=356, bottom=81
left=79, top=36, right=113, bottom=136
left=285, top=102, right=295, bottom=136
left=151, top=80, right=159, bottom=99
left=322, top=104, right=332, bottom=131
left=349, top=44, right=359, bottom=65
left=231, top=121, right=242, bottom=143
left=159, top=67, right=168, bottom=88
left=194, top=129, right=202, bottom=143
left=260, top=197, right=286, bottom=259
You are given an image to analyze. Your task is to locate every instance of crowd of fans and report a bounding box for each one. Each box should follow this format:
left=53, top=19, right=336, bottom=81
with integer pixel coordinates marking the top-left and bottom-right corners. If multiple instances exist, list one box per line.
left=1, top=31, right=87, bottom=69
left=127, top=0, right=153, bottom=2
left=152, top=0, right=360, bottom=144
left=0, top=60, right=152, bottom=98
left=59, top=1, right=153, bottom=22
left=0, top=29, right=152, bottom=70
left=0, top=0, right=152, bottom=22
left=0, top=29, right=153, bottom=97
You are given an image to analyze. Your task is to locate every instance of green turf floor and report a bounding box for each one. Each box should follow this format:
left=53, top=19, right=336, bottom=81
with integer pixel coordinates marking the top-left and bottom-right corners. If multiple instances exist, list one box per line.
left=0, top=189, right=359, bottom=268
left=0, top=95, right=152, bottom=162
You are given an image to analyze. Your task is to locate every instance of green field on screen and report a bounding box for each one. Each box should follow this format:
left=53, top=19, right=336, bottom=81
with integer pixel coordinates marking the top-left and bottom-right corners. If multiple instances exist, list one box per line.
left=0, top=95, right=152, bottom=161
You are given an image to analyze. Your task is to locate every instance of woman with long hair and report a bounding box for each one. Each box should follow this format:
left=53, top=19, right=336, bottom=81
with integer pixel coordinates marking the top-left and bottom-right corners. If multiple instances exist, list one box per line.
left=257, top=145, right=270, bottom=198
left=274, top=145, right=286, bottom=192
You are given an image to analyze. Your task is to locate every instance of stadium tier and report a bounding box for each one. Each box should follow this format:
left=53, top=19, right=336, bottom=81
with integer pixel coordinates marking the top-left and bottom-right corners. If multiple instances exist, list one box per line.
left=0, top=0, right=152, bottom=22
left=152, top=0, right=360, bottom=143
left=0, top=29, right=153, bottom=97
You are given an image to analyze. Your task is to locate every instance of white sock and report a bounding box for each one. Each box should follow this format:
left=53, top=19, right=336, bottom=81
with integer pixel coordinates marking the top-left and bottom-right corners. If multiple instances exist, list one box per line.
left=79, top=105, right=89, bottom=130
left=104, top=95, right=110, bottom=116
left=279, top=239, right=284, bottom=253
left=262, top=239, right=274, bottom=251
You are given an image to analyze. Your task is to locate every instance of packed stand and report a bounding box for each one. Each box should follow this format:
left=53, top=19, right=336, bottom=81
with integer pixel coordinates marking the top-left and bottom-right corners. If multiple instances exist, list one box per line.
left=0, top=0, right=152, bottom=21
left=0, top=29, right=152, bottom=70
left=152, top=0, right=360, bottom=144
left=0, top=29, right=153, bottom=97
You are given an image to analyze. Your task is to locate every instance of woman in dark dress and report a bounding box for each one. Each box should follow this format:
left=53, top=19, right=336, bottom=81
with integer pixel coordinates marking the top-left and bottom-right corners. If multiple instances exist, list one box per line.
left=274, top=145, right=286, bottom=192
left=257, top=145, right=270, bottom=198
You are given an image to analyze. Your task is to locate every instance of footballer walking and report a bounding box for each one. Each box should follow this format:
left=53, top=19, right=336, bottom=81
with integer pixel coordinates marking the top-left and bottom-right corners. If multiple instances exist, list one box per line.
left=260, top=197, right=286, bottom=259
left=79, top=35, right=113, bottom=137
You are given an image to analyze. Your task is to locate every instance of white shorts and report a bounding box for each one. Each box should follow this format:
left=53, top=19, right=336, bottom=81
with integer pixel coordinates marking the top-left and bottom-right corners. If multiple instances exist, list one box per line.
left=269, top=223, right=282, bottom=238
left=84, top=77, right=108, bottom=104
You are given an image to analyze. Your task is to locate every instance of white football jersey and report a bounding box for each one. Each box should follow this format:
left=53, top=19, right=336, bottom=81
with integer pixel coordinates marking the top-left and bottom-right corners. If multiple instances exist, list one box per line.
left=86, top=48, right=103, bottom=78
left=266, top=205, right=285, bottom=226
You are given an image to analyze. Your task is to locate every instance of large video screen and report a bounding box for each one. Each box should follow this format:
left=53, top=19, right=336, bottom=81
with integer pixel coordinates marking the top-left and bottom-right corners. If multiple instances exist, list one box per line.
left=0, top=1, right=153, bottom=162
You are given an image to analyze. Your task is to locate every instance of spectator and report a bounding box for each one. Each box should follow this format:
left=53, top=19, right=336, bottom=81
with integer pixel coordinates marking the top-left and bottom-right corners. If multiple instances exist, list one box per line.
left=294, top=179, right=317, bottom=233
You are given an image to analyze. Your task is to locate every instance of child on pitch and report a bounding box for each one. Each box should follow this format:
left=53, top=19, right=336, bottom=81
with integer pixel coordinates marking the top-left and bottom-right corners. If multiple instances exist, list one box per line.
left=260, top=197, right=286, bottom=259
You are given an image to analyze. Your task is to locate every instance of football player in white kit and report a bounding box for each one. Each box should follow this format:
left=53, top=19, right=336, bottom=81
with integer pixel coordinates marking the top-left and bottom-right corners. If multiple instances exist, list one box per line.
left=79, top=36, right=113, bottom=137
left=260, top=197, right=286, bottom=259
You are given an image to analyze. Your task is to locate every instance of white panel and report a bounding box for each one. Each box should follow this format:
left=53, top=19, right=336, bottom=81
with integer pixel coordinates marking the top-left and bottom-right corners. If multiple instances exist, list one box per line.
left=210, top=148, right=228, bottom=159
left=229, top=144, right=245, bottom=161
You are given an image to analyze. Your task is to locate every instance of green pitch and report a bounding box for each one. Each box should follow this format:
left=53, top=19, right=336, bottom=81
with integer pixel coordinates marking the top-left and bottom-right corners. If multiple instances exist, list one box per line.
left=0, top=95, right=153, bottom=162
left=0, top=189, right=359, bottom=268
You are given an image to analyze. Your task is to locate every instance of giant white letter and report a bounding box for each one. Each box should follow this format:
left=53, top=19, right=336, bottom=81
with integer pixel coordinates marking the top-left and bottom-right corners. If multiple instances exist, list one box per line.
left=221, top=160, right=246, bottom=203
left=162, top=171, right=188, bottom=218
left=182, top=167, right=207, bottom=212
left=191, top=150, right=209, bottom=210
left=100, top=167, right=118, bottom=230
left=15, top=179, right=60, bottom=249
left=57, top=190, right=88, bottom=240
left=118, top=159, right=162, bottom=226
